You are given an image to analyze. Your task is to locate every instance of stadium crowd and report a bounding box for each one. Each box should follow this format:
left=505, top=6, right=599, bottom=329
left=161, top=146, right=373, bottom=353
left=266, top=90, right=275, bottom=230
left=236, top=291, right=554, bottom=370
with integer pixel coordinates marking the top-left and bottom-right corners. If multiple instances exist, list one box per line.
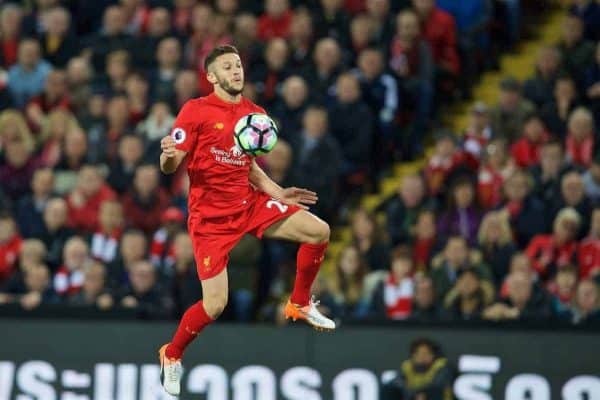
left=0, top=0, right=599, bottom=326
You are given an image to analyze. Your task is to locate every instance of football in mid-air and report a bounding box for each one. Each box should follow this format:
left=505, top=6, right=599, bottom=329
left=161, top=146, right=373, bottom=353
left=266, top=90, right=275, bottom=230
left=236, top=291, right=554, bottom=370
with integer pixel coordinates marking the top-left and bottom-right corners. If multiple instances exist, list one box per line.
left=233, top=113, right=278, bottom=156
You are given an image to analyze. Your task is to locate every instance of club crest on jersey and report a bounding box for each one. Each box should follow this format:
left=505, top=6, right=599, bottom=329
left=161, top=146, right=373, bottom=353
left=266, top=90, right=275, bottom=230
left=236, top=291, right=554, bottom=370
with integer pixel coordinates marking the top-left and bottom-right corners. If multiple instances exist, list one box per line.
left=171, top=128, right=186, bottom=144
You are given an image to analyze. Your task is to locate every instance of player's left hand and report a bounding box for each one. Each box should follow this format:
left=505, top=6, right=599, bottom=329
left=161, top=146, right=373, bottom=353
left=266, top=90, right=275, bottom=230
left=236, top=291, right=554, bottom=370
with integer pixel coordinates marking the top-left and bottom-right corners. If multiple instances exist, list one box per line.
left=280, top=187, right=318, bottom=210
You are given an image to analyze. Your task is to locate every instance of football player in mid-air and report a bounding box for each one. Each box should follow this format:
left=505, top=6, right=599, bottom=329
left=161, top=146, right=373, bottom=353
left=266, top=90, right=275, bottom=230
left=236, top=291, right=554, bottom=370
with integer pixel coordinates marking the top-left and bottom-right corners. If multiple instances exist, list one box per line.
left=158, top=45, right=335, bottom=396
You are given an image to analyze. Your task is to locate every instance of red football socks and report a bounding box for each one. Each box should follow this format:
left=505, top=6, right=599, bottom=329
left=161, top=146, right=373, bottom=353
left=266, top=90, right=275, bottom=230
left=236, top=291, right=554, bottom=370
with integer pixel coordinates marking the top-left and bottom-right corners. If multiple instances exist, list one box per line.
left=290, top=242, right=328, bottom=306
left=166, top=301, right=214, bottom=359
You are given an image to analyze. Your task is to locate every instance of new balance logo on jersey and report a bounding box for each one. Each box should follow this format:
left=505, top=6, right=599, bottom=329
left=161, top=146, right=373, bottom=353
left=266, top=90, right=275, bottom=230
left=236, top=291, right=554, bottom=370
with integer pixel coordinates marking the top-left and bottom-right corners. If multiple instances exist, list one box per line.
left=214, top=122, right=224, bottom=130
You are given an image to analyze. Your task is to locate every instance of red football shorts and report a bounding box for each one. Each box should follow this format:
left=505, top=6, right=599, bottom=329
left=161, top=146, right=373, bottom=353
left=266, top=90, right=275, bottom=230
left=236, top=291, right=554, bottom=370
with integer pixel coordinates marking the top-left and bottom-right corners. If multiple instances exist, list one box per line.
left=188, top=190, right=301, bottom=280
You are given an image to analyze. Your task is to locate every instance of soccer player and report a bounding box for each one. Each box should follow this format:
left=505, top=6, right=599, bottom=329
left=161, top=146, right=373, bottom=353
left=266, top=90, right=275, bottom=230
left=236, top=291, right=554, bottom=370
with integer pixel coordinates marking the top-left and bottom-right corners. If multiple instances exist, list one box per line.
left=157, top=45, right=335, bottom=395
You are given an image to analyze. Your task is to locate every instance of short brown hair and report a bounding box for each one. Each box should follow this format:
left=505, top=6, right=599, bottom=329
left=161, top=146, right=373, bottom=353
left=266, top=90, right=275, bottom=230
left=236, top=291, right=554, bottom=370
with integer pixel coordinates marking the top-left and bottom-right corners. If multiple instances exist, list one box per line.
left=204, top=45, right=239, bottom=71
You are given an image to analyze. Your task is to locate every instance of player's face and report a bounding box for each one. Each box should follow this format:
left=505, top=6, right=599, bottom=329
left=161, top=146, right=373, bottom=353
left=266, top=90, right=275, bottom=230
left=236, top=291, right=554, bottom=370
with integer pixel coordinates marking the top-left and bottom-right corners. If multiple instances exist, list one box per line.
left=210, top=53, right=244, bottom=96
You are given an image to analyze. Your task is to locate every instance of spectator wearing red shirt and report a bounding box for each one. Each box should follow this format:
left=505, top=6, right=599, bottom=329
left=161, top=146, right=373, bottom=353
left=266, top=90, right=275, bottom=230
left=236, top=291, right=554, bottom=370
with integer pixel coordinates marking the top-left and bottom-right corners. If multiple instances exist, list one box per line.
left=478, top=138, right=516, bottom=209
left=90, top=200, right=124, bottom=264
left=0, top=212, right=22, bottom=283
left=547, top=266, right=578, bottom=306
left=463, top=102, right=493, bottom=160
left=565, top=107, right=595, bottom=168
left=525, top=207, right=581, bottom=280
left=124, top=72, right=149, bottom=126
left=0, top=4, right=22, bottom=68
left=26, top=70, right=71, bottom=134
left=258, top=0, right=293, bottom=41
left=150, top=207, right=185, bottom=271
left=53, top=236, right=90, bottom=297
left=424, top=130, right=478, bottom=196
left=578, top=207, right=600, bottom=279
left=66, top=165, right=117, bottom=233
left=412, top=0, right=460, bottom=76
left=371, top=247, right=415, bottom=320
left=121, top=164, right=169, bottom=235
left=411, top=209, right=437, bottom=273
left=510, top=113, right=551, bottom=168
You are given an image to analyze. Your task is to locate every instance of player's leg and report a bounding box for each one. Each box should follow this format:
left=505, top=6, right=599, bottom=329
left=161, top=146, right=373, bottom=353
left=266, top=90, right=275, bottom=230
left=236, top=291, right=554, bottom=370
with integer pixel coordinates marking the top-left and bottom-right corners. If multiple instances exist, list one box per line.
left=262, top=210, right=335, bottom=330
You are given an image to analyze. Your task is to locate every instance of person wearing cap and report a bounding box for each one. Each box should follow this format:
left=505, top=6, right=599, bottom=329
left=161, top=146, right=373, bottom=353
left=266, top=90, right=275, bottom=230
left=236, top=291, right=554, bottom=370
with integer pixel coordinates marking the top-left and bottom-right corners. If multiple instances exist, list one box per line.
left=463, top=101, right=493, bottom=160
left=490, top=76, right=535, bottom=142
left=150, top=206, right=186, bottom=270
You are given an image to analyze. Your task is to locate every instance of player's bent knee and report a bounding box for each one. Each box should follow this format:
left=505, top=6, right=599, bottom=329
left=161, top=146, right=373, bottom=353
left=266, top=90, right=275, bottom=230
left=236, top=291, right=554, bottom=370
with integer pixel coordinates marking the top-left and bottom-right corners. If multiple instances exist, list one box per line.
left=203, top=293, right=228, bottom=319
left=307, top=220, right=330, bottom=244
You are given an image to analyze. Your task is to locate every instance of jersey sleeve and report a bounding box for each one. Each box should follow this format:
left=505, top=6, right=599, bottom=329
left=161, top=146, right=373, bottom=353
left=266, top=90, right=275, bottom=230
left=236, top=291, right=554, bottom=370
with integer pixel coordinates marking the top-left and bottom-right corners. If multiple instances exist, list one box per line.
left=171, top=100, right=200, bottom=153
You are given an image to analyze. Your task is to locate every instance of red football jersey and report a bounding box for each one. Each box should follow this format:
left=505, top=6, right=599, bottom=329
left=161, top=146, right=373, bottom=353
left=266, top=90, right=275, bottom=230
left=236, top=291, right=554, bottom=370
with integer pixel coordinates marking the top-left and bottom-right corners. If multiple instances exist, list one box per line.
left=172, top=93, right=266, bottom=218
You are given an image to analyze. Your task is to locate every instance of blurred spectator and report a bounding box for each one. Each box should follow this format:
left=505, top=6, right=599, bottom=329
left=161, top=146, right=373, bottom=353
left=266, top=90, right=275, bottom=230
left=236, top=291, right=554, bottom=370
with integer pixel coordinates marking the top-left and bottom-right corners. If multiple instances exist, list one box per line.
left=570, top=0, right=600, bottom=41
left=351, top=208, right=390, bottom=270
left=0, top=211, right=22, bottom=283
left=409, top=276, right=441, bottom=321
left=2, top=264, right=57, bottom=311
left=25, top=70, right=70, bottom=132
left=329, top=245, right=368, bottom=319
left=329, top=72, right=374, bottom=188
left=119, top=260, right=174, bottom=319
left=565, top=106, right=595, bottom=168
left=583, top=156, right=600, bottom=202
left=510, top=113, right=550, bottom=168
left=463, top=102, right=493, bottom=160
left=354, top=48, right=398, bottom=144
left=16, top=168, right=54, bottom=238
left=389, top=9, right=434, bottom=157
left=288, top=7, right=313, bottom=69
left=348, top=14, right=374, bottom=61
left=54, top=128, right=89, bottom=192
left=82, top=5, right=135, bottom=72
left=263, top=139, right=293, bottom=185
left=410, top=209, right=438, bottom=272
left=0, top=239, right=47, bottom=295
left=0, top=109, right=35, bottom=155
left=301, top=37, right=343, bottom=104
left=570, top=279, right=600, bottom=324
left=121, top=164, right=169, bottom=235
left=483, top=270, right=554, bottom=321
left=102, top=95, right=132, bottom=164
left=424, top=130, right=477, bottom=197
left=371, top=247, right=415, bottom=320
left=552, top=171, right=591, bottom=231
left=258, top=0, right=293, bottom=41
left=314, top=0, right=351, bottom=46
left=150, top=207, right=185, bottom=271
left=490, top=77, right=536, bottom=143
left=578, top=207, right=600, bottom=279
left=137, top=102, right=175, bottom=146
left=66, top=165, right=117, bottom=233
left=38, top=198, right=74, bottom=269
left=39, top=6, right=78, bottom=67
left=585, top=42, right=600, bottom=126
left=382, top=337, right=454, bottom=400
left=523, top=46, right=562, bottom=108
left=385, top=174, right=430, bottom=246
left=366, top=0, right=394, bottom=46
left=99, top=50, right=130, bottom=94
left=133, top=7, right=173, bottom=70
left=53, top=236, right=90, bottom=297
left=558, top=15, right=595, bottom=92
left=124, top=71, right=149, bottom=125
left=477, top=138, right=515, bottom=209
left=39, top=109, right=79, bottom=169
left=121, top=0, right=150, bottom=36
left=540, top=75, right=579, bottom=139
left=233, top=12, right=262, bottom=69
left=150, top=37, right=182, bottom=102
left=0, top=4, right=23, bottom=68
left=108, top=229, right=148, bottom=287
left=525, top=208, right=581, bottom=281
left=170, top=231, right=201, bottom=316
left=530, top=140, right=565, bottom=207
left=500, top=169, right=547, bottom=248
left=171, top=69, right=199, bottom=111
left=107, top=135, right=145, bottom=195
left=288, top=106, right=341, bottom=219
left=478, top=211, right=517, bottom=288
left=0, top=130, right=40, bottom=201
left=91, top=200, right=124, bottom=264
left=7, top=38, right=52, bottom=108
left=250, top=38, right=290, bottom=107
left=547, top=265, right=578, bottom=308
left=430, top=235, right=492, bottom=301
left=66, top=57, right=93, bottom=114
left=437, top=177, right=481, bottom=245
left=442, top=267, right=494, bottom=321
left=78, top=95, right=107, bottom=164
left=413, top=0, right=460, bottom=82
left=271, top=75, right=309, bottom=139
left=69, top=261, right=114, bottom=310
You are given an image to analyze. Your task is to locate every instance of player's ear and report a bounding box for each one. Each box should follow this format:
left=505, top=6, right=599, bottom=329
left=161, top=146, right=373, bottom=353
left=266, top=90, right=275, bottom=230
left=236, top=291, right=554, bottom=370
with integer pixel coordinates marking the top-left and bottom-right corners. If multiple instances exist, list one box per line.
left=206, top=70, right=218, bottom=85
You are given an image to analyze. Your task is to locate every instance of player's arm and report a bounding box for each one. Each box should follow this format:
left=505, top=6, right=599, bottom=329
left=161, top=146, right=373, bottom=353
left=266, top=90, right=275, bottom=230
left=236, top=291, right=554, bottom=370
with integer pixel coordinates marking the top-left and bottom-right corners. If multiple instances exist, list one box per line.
left=249, top=158, right=318, bottom=210
left=160, top=136, right=187, bottom=174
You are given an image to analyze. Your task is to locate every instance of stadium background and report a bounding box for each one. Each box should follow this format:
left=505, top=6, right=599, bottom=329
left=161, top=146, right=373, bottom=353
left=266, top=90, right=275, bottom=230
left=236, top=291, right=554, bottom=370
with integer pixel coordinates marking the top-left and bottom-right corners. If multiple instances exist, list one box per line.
left=0, top=0, right=599, bottom=399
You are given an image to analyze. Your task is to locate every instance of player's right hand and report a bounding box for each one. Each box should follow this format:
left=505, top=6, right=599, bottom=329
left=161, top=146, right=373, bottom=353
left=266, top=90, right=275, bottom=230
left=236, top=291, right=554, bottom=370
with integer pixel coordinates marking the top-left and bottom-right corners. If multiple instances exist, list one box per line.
left=161, top=135, right=177, bottom=158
